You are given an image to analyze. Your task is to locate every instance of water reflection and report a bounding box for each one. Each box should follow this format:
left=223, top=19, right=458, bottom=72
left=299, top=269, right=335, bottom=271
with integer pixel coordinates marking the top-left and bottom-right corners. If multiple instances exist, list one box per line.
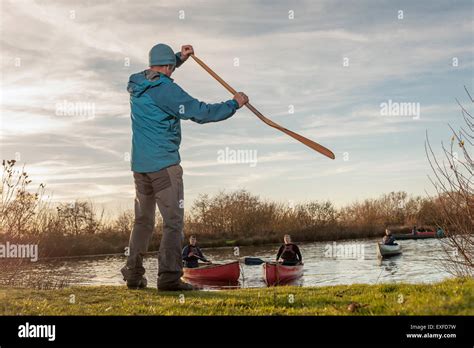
left=383, top=260, right=399, bottom=276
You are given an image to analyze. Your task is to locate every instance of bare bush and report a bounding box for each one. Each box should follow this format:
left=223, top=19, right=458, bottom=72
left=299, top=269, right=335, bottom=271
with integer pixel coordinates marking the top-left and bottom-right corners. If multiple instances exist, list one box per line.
left=0, top=160, right=45, bottom=237
left=426, top=87, right=473, bottom=277
left=113, top=210, right=134, bottom=236
left=0, top=160, right=69, bottom=289
left=56, top=200, right=104, bottom=236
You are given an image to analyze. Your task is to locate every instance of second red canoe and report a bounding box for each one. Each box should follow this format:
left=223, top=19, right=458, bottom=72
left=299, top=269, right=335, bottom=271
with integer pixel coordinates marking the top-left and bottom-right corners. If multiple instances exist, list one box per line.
left=263, top=262, right=304, bottom=286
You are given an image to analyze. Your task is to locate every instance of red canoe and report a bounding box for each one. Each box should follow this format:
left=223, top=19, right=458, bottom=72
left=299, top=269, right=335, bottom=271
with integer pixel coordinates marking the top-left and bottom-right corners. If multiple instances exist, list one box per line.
left=393, top=231, right=437, bottom=239
left=263, top=262, right=304, bottom=286
left=183, top=261, right=240, bottom=282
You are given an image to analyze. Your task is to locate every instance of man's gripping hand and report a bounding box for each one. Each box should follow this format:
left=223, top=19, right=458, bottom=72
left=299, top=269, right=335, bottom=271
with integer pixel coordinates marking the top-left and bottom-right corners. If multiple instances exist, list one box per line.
left=180, top=45, right=194, bottom=62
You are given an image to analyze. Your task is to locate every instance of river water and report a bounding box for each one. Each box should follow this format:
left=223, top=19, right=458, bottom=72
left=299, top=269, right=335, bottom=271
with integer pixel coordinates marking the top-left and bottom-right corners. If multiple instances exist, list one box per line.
left=2, top=237, right=454, bottom=289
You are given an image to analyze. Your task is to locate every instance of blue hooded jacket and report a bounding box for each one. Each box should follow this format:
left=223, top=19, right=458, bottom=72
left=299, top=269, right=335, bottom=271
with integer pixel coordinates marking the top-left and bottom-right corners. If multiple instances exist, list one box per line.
left=127, top=59, right=239, bottom=173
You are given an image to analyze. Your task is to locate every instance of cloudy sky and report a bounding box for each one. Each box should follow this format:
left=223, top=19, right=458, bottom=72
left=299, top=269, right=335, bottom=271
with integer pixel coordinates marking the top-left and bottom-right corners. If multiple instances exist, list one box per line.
left=1, top=0, right=472, bottom=213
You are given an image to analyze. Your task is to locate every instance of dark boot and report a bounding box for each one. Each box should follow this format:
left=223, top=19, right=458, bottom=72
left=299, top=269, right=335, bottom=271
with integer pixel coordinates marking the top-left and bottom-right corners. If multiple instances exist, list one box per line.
left=121, top=266, right=148, bottom=289
left=157, top=280, right=198, bottom=291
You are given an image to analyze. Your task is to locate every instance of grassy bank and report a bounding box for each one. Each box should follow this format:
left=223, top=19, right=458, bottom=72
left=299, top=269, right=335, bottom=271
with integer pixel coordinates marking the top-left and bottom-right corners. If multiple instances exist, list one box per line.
left=0, top=278, right=472, bottom=316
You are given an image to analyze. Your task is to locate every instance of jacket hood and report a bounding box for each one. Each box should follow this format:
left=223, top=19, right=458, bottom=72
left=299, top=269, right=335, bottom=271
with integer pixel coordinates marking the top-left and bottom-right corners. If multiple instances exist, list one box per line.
left=127, top=70, right=167, bottom=98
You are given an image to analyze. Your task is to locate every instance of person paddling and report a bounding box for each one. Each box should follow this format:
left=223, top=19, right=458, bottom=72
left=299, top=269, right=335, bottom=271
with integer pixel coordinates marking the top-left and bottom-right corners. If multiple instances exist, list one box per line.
left=276, top=235, right=302, bottom=265
left=382, top=229, right=398, bottom=245
left=436, top=227, right=445, bottom=237
left=182, top=235, right=210, bottom=268
left=121, top=43, right=249, bottom=291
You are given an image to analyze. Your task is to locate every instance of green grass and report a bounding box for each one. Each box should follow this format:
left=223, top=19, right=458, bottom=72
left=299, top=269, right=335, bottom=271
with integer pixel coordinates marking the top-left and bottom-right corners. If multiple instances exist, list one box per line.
left=0, top=278, right=472, bottom=316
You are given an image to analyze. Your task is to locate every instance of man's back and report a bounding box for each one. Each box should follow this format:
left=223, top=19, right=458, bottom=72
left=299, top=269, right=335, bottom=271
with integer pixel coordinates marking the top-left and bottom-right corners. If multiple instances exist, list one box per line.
left=127, top=69, right=239, bottom=173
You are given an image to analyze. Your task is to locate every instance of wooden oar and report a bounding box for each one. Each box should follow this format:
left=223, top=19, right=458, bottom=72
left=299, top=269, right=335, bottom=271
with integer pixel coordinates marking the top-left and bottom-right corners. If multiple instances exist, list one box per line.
left=190, top=54, right=335, bottom=160
left=197, top=256, right=212, bottom=264
left=188, top=253, right=211, bottom=264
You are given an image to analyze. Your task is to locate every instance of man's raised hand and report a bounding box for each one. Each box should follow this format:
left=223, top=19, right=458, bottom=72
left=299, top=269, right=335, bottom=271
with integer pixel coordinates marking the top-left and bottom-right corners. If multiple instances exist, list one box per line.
left=180, top=45, right=194, bottom=61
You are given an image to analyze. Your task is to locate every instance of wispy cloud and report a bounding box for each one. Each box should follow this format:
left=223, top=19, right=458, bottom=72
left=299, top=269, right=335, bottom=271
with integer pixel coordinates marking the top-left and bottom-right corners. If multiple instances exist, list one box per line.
left=1, top=0, right=471, bottom=212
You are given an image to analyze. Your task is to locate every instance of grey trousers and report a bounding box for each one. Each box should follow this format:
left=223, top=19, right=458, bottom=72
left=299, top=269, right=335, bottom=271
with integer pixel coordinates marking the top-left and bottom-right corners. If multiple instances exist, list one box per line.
left=124, top=164, right=184, bottom=287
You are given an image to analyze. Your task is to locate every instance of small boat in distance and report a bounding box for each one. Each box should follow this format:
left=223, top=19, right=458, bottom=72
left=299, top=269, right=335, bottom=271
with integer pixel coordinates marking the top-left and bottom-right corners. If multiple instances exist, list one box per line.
left=376, top=243, right=402, bottom=258
left=263, top=262, right=304, bottom=286
left=393, top=231, right=437, bottom=240
left=391, top=226, right=445, bottom=240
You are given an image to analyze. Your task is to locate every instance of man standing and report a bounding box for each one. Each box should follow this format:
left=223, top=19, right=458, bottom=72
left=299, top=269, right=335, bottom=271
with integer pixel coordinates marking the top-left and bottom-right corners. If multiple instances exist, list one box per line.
left=121, top=43, right=248, bottom=291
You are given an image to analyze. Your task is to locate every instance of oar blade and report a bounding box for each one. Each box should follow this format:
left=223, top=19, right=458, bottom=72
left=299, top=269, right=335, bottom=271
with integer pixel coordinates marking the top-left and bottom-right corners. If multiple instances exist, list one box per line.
left=244, top=257, right=265, bottom=265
